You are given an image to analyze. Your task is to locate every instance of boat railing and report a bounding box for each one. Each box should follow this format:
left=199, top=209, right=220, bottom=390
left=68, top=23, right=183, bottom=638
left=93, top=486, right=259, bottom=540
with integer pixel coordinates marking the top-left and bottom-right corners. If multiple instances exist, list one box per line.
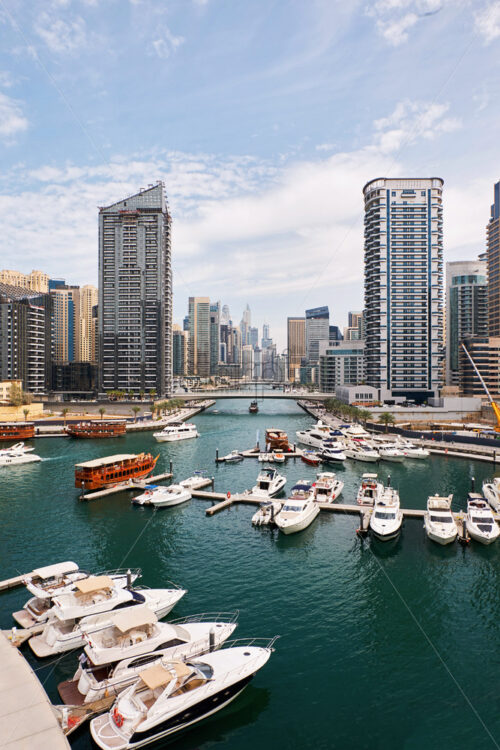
left=96, top=568, right=142, bottom=581
left=169, top=611, right=239, bottom=625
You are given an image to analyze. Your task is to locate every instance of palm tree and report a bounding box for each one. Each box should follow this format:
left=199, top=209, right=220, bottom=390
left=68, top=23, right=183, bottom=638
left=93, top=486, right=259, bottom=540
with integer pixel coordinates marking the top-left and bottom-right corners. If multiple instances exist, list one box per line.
left=139, top=390, right=145, bottom=401
left=378, top=411, right=395, bottom=433
left=99, top=407, right=106, bottom=420
left=132, top=406, right=140, bottom=422
left=23, top=408, right=29, bottom=422
left=62, top=407, right=69, bottom=425
left=149, top=389, right=157, bottom=399
left=358, top=409, right=372, bottom=427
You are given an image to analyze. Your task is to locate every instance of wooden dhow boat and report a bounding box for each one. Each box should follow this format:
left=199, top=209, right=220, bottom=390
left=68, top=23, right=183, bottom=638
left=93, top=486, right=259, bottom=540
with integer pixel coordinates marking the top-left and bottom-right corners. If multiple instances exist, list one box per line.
left=75, top=453, right=159, bottom=491
left=67, top=421, right=126, bottom=439
left=0, top=421, right=35, bottom=441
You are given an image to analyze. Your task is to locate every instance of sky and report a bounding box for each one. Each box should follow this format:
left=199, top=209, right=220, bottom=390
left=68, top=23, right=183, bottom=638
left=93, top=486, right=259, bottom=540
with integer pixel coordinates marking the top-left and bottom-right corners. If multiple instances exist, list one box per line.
left=1, top=0, right=500, bottom=349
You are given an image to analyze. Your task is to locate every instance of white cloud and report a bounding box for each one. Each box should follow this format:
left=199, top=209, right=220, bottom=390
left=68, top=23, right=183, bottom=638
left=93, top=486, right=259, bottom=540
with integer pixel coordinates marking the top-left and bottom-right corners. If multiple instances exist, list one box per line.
left=34, top=12, right=87, bottom=54
left=0, top=92, right=28, bottom=139
left=152, top=27, right=185, bottom=58
left=368, top=0, right=448, bottom=45
left=377, top=12, right=418, bottom=45
left=315, top=143, right=336, bottom=152
left=373, top=99, right=461, bottom=153
left=475, top=2, right=500, bottom=42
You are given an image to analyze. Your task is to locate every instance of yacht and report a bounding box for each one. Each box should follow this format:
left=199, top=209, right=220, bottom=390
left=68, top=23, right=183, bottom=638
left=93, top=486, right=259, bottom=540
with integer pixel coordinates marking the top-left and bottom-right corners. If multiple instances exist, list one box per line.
left=275, top=491, right=319, bottom=535
left=341, top=424, right=370, bottom=439
left=179, top=472, right=209, bottom=490
left=465, top=494, right=500, bottom=545
left=344, top=440, right=379, bottom=463
left=482, top=477, right=500, bottom=512
left=58, top=613, right=239, bottom=705
left=356, top=474, right=384, bottom=506
left=29, top=587, right=186, bottom=658
left=312, top=472, right=344, bottom=503
left=295, top=425, right=333, bottom=448
left=319, top=440, right=346, bottom=464
left=251, top=468, right=286, bottom=498
left=132, top=484, right=191, bottom=508
left=0, top=442, right=41, bottom=467
left=369, top=487, right=403, bottom=541
left=90, top=642, right=275, bottom=749
left=153, top=423, right=199, bottom=443
left=424, top=495, right=457, bottom=545
left=375, top=441, right=405, bottom=462
left=251, top=500, right=282, bottom=526
left=394, top=437, right=429, bottom=459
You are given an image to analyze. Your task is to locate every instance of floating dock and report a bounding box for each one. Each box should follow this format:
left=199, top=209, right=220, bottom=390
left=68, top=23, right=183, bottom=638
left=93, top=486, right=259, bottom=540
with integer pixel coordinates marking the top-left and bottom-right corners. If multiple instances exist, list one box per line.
left=80, top=472, right=173, bottom=501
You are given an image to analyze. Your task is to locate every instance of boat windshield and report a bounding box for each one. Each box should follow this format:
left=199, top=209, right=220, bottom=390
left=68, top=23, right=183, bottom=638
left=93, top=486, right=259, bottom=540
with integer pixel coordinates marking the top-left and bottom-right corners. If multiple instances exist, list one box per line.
left=430, top=515, right=453, bottom=523
left=374, top=511, right=396, bottom=520
left=282, top=504, right=302, bottom=512
left=472, top=516, right=492, bottom=523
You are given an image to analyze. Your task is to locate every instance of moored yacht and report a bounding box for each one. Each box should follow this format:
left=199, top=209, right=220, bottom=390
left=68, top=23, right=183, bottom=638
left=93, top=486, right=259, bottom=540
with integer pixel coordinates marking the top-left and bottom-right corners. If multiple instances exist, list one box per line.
left=424, top=495, right=457, bottom=545
left=275, top=489, right=319, bottom=535
left=466, top=494, right=500, bottom=545
left=319, top=439, right=346, bottom=463
left=376, top=441, right=405, bottom=462
left=312, top=472, right=343, bottom=503
left=356, top=474, right=384, bottom=506
left=369, top=487, right=403, bottom=541
left=482, top=477, right=500, bottom=513
left=90, top=642, right=275, bottom=749
left=153, top=423, right=199, bottom=443
left=251, top=468, right=286, bottom=498
left=132, top=484, right=191, bottom=508
left=395, top=438, right=429, bottom=459
left=23, top=563, right=140, bottom=600
left=344, top=440, right=379, bottom=463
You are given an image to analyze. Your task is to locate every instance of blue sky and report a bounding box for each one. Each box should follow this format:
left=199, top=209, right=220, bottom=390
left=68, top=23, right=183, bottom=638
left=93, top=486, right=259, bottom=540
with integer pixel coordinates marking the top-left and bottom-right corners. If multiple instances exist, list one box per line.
left=1, top=0, right=500, bottom=347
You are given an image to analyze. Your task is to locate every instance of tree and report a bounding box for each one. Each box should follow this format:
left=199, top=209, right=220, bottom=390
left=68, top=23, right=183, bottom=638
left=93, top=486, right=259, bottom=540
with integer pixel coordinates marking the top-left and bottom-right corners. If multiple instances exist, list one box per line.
left=378, top=412, right=395, bottom=433
left=139, top=390, right=145, bottom=401
left=128, top=390, right=134, bottom=400
left=62, top=407, right=69, bottom=425
left=132, top=406, right=140, bottom=422
left=23, top=408, right=29, bottom=421
left=99, top=407, right=106, bottom=420
left=149, top=389, right=157, bottom=399
left=9, top=383, right=33, bottom=406
left=358, top=409, right=372, bottom=427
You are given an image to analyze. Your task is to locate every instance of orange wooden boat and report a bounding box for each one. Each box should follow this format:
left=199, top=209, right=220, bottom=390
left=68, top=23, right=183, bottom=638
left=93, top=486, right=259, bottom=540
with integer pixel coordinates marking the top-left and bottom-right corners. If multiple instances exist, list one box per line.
left=0, top=422, right=35, bottom=441
left=74, top=453, right=159, bottom=491
left=66, top=421, right=126, bottom=439
left=265, top=428, right=290, bottom=452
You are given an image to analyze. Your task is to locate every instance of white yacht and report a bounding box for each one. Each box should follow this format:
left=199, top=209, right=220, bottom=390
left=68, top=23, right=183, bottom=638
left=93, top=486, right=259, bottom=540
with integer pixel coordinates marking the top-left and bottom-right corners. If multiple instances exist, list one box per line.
left=29, top=587, right=186, bottom=658
left=376, top=442, right=405, bottom=462
left=341, top=424, right=370, bottom=439
left=275, top=493, right=319, bottom=535
left=132, top=484, right=191, bottom=508
left=344, top=440, right=379, bottom=463
left=251, top=468, right=286, bottom=498
left=0, top=442, right=41, bottom=467
left=58, top=613, right=239, bottom=705
left=356, top=474, right=384, bottom=506
left=319, top=439, right=346, bottom=463
left=395, top=437, right=429, bottom=459
left=153, top=423, right=199, bottom=443
left=370, top=487, right=403, bottom=541
left=482, top=477, right=500, bottom=512
left=295, top=424, right=332, bottom=448
left=90, top=642, right=274, bottom=749
left=466, top=494, right=500, bottom=545
left=251, top=500, right=282, bottom=526
left=424, top=495, right=457, bottom=545
left=221, top=450, right=244, bottom=463
left=312, top=472, right=343, bottom=503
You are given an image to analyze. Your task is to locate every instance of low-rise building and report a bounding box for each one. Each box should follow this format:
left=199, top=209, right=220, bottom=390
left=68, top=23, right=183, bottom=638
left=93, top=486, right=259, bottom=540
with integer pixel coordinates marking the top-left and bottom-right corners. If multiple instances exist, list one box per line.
left=318, top=341, right=366, bottom=393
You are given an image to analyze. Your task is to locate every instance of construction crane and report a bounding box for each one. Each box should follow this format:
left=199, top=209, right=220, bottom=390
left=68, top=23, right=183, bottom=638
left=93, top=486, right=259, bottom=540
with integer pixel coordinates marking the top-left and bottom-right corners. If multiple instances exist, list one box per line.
left=461, top=343, right=500, bottom=432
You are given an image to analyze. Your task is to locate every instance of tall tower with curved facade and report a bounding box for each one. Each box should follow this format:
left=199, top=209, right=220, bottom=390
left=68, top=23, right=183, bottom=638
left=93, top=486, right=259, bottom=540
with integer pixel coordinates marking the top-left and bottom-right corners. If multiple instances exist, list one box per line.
left=363, top=177, right=444, bottom=402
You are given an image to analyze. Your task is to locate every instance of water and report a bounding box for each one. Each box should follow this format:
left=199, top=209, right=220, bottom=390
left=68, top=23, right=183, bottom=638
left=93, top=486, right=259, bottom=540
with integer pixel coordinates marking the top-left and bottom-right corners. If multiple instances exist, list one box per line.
left=1, top=399, right=500, bottom=750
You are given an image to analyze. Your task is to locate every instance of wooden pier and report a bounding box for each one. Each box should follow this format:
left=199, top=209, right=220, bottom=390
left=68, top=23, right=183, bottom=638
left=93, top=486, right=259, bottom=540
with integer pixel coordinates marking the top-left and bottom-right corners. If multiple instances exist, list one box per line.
left=80, top=471, right=173, bottom=501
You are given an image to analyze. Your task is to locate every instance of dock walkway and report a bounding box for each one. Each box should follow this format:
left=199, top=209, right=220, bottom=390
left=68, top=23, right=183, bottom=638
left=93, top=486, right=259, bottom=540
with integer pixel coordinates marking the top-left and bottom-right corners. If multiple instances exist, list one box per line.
left=0, top=631, right=69, bottom=749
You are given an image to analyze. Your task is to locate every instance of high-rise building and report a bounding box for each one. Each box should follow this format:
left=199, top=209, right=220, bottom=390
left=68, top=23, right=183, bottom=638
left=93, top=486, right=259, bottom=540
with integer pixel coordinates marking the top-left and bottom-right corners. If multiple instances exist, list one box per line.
left=249, top=326, right=258, bottom=349
left=209, top=302, right=220, bottom=375
left=459, top=336, right=500, bottom=396
left=172, top=324, right=188, bottom=376
left=98, top=183, right=172, bottom=395
left=51, top=286, right=79, bottom=363
left=287, top=317, right=305, bottom=381
left=79, top=285, right=98, bottom=363
left=445, top=260, right=488, bottom=385
left=487, top=181, right=500, bottom=336
left=241, top=344, right=254, bottom=379
left=221, top=304, right=231, bottom=325
left=363, top=177, right=444, bottom=401
left=305, top=306, right=329, bottom=364
left=329, top=325, right=343, bottom=342
left=240, top=304, right=251, bottom=347
left=0, top=269, right=49, bottom=293
left=188, top=297, right=210, bottom=376
left=261, top=323, right=272, bottom=350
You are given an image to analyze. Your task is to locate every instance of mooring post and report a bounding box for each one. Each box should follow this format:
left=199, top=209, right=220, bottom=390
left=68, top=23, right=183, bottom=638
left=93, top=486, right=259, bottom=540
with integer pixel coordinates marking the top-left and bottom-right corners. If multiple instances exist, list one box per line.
left=471, top=476, right=475, bottom=492
left=387, top=474, right=391, bottom=487
left=211, top=477, right=215, bottom=490
left=80, top=481, right=85, bottom=501
left=169, top=459, right=173, bottom=475
left=216, top=448, right=219, bottom=462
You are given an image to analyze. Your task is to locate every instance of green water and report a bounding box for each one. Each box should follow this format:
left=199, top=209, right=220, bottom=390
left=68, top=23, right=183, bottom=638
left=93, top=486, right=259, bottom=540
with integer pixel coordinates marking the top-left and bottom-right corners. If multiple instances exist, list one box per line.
left=1, top=399, right=500, bottom=750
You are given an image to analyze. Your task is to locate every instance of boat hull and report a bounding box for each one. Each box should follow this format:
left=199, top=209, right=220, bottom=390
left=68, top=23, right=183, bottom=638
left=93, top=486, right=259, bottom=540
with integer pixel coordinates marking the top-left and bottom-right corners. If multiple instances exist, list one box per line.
left=425, top=525, right=457, bottom=545
left=153, top=432, right=198, bottom=442
left=276, top=506, right=319, bottom=535
left=483, top=485, right=500, bottom=513
left=467, top=527, right=499, bottom=545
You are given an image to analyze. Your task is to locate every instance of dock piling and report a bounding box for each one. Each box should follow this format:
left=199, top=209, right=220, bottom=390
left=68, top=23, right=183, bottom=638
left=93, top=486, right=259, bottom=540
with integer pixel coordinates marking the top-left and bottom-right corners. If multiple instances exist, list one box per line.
left=169, top=459, right=173, bottom=475
left=216, top=448, right=219, bottom=463
left=471, top=476, right=475, bottom=492
left=387, top=474, right=391, bottom=487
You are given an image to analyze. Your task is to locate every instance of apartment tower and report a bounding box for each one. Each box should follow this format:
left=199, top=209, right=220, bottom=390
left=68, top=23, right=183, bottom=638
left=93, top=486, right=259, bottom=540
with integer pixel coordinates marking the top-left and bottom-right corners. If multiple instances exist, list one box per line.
left=487, top=181, right=500, bottom=336
left=363, top=177, right=444, bottom=401
left=98, top=183, right=172, bottom=395
left=188, top=297, right=210, bottom=376
left=287, top=317, right=305, bottom=382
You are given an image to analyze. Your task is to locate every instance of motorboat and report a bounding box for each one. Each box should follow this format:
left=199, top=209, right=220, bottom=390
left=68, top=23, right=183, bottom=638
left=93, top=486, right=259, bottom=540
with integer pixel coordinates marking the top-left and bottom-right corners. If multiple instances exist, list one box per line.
left=132, top=484, right=191, bottom=508
left=301, top=450, right=321, bottom=466
left=22, top=562, right=141, bottom=601
left=424, top=495, right=457, bottom=545
left=0, top=441, right=41, bottom=466
left=295, top=426, right=332, bottom=448
left=275, top=495, right=319, bottom=535
left=319, top=440, right=346, bottom=463
left=90, top=641, right=275, bottom=749
left=249, top=400, right=259, bottom=414
left=376, top=442, right=405, bottom=462
left=273, top=452, right=286, bottom=463
left=312, top=472, right=343, bottom=503
left=58, top=613, right=239, bottom=705
left=29, top=587, right=186, bottom=658
left=396, top=438, right=429, bottom=459
left=356, top=474, right=384, bottom=506
left=341, top=424, right=370, bottom=439
left=344, top=440, right=379, bottom=463
left=222, top=450, right=244, bottom=463
left=251, top=468, right=286, bottom=498
left=288, top=480, right=313, bottom=498
left=153, top=423, right=199, bottom=443
left=482, top=477, right=500, bottom=513
left=252, top=500, right=282, bottom=526
left=179, top=472, right=210, bottom=490
left=258, top=453, right=274, bottom=463
left=465, top=494, right=500, bottom=545
left=369, top=487, right=403, bottom=541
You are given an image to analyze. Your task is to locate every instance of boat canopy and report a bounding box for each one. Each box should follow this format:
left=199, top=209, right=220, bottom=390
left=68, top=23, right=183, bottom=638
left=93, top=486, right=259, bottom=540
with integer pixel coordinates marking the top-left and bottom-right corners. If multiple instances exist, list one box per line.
left=140, top=661, right=191, bottom=690
left=75, top=454, right=138, bottom=468
left=31, top=561, right=79, bottom=579
left=75, top=575, right=114, bottom=594
left=111, top=606, right=158, bottom=633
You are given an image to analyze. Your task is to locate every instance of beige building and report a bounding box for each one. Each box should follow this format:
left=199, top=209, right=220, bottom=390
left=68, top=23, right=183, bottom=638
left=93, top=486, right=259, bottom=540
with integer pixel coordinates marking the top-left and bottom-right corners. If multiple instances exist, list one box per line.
left=0, top=380, right=22, bottom=404
left=0, top=269, right=49, bottom=293
left=79, top=285, right=98, bottom=362
left=287, top=317, right=305, bottom=381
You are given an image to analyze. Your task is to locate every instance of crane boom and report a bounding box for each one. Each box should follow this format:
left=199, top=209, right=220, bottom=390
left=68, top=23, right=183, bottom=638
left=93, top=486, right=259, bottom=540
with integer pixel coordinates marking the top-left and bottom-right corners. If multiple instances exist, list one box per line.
left=461, top=343, right=500, bottom=432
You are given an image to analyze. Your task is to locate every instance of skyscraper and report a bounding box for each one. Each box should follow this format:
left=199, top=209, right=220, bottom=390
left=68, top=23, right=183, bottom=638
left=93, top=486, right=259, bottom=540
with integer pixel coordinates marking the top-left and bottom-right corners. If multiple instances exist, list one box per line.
left=487, top=181, right=500, bottom=336
left=445, top=259, right=488, bottom=385
left=98, top=183, right=172, bottom=395
left=78, top=285, right=98, bottom=363
left=363, top=177, right=444, bottom=401
left=305, top=306, right=329, bottom=364
left=240, top=304, right=251, bottom=346
left=188, top=297, right=210, bottom=376
left=209, top=302, right=220, bottom=375
left=172, top=324, right=188, bottom=376
left=287, top=317, right=305, bottom=381
left=51, top=286, right=79, bottom=363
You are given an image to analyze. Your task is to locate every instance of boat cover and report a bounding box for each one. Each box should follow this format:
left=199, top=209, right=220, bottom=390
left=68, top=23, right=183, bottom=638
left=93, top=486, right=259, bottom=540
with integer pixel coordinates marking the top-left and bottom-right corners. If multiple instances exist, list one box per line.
left=75, top=575, right=114, bottom=594
left=140, top=662, right=191, bottom=690
left=32, top=561, right=79, bottom=579
left=75, top=454, right=137, bottom=468
left=111, top=606, right=158, bottom=633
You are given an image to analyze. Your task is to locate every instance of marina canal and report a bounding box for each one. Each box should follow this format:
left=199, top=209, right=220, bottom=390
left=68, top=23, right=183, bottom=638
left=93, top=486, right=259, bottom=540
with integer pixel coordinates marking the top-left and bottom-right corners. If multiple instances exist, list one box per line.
left=1, top=398, right=500, bottom=749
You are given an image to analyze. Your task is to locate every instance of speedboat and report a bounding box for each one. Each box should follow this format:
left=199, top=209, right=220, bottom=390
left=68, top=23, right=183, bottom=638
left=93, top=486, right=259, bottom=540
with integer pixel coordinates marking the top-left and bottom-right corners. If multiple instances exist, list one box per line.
left=275, top=484, right=319, bottom=534
left=482, top=477, right=500, bottom=513
left=344, top=440, right=379, bottom=463
left=424, top=495, right=457, bottom=545
left=301, top=450, right=321, bottom=466
left=466, top=494, right=500, bottom=545
left=58, top=613, right=238, bottom=705
left=251, top=468, right=286, bottom=498
left=90, top=641, right=275, bottom=749
left=249, top=400, right=258, bottom=413
left=356, top=474, right=384, bottom=506
left=252, top=500, right=282, bottom=526
left=273, top=452, right=286, bottom=463
left=153, top=423, right=199, bottom=443
left=179, top=471, right=209, bottom=490
left=369, top=487, right=403, bottom=541
left=222, top=450, right=244, bottom=463
left=132, top=484, right=191, bottom=508
left=0, top=442, right=41, bottom=466
left=258, top=452, right=274, bottom=463
left=312, top=472, right=343, bottom=503
left=29, top=587, right=186, bottom=658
